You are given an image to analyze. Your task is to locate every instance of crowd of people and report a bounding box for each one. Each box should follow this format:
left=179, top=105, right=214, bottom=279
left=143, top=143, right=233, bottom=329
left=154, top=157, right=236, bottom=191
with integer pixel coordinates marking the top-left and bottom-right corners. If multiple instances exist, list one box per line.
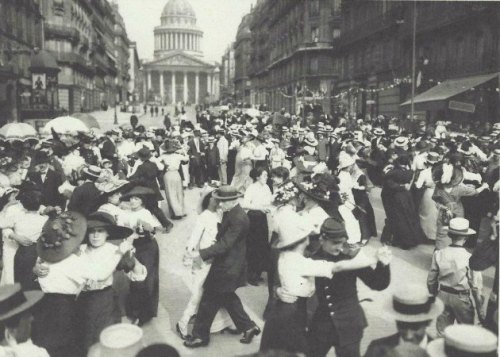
left=0, top=105, right=498, bottom=357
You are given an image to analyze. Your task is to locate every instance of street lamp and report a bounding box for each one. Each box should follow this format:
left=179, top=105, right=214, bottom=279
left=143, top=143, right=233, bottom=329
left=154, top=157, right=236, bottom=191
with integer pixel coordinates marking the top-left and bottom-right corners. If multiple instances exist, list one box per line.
left=113, top=91, right=118, bottom=125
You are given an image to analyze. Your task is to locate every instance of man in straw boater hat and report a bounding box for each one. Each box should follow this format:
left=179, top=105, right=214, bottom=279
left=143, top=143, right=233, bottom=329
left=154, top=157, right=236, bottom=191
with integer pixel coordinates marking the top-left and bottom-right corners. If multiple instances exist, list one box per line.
left=427, top=218, right=483, bottom=337
left=0, top=283, right=47, bottom=356
left=185, top=185, right=261, bottom=348
left=364, top=284, right=444, bottom=357
left=426, top=324, right=498, bottom=357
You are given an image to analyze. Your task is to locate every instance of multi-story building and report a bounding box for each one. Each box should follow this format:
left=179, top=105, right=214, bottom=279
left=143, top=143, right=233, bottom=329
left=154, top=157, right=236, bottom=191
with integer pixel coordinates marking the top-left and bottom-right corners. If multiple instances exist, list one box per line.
left=0, top=0, right=44, bottom=125
left=247, top=0, right=341, bottom=115
left=128, top=41, right=142, bottom=104
left=335, top=0, right=499, bottom=123
left=220, top=43, right=235, bottom=103
left=234, top=13, right=252, bottom=105
left=112, top=1, right=130, bottom=105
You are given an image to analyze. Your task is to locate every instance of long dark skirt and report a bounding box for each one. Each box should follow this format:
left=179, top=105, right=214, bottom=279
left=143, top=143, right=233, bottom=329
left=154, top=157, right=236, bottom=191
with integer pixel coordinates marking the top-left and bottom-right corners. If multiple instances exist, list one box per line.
left=353, top=189, right=377, bottom=239
left=260, top=298, right=309, bottom=354
left=14, top=244, right=39, bottom=290
left=32, top=293, right=84, bottom=357
left=246, top=210, right=270, bottom=279
left=77, top=286, right=117, bottom=352
left=127, top=237, right=159, bottom=323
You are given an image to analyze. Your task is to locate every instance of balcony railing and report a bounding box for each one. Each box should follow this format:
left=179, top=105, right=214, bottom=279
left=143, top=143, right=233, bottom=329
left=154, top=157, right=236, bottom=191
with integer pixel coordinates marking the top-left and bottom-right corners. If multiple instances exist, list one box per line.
left=45, top=23, right=80, bottom=43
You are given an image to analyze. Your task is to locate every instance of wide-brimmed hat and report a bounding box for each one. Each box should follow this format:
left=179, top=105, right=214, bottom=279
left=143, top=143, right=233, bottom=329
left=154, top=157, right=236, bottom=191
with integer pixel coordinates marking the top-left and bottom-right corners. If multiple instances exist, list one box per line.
left=383, top=284, right=444, bottom=323
left=82, top=165, right=102, bottom=180
left=447, top=217, right=476, bottom=236
left=415, top=140, right=432, bottom=152
left=212, top=185, right=243, bottom=201
left=206, top=136, right=216, bottom=144
left=161, top=139, right=180, bottom=153
left=426, top=152, right=441, bottom=164
left=394, top=136, right=409, bottom=148
left=135, top=147, right=152, bottom=160
left=372, top=128, right=385, bottom=136
left=96, top=176, right=129, bottom=196
left=87, top=212, right=132, bottom=241
left=304, top=132, right=318, bottom=147
left=293, top=173, right=338, bottom=203
left=120, top=186, right=156, bottom=202
left=37, top=211, right=87, bottom=263
left=432, top=163, right=463, bottom=187
left=0, top=283, right=44, bottom=322
left=320, top=218, right=348, bottom=242
left=88, top=323, right=144, bottom=357
left=338, top=152, right=356, bottom=170
left=426, top=325, right=497, bottom=357
left=276, top=215, right=313, bottom=249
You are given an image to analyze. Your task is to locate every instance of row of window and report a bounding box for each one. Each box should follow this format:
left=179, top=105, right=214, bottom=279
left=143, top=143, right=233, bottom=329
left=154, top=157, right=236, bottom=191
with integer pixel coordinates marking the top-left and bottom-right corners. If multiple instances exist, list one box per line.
left=0, top=1, right=42, bottom=48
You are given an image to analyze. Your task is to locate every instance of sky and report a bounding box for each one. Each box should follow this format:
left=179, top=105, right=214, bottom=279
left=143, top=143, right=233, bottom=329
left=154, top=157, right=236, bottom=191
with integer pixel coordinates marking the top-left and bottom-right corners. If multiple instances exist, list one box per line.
left=114, top=0, right=256, bottom=63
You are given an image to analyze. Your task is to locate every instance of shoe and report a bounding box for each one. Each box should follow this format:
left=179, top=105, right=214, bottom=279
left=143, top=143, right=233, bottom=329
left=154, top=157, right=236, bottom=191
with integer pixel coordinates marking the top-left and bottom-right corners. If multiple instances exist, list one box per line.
left=171, top=215, right=182, bottom=220
left=164, top=223, right=174, bottom=233
left=176, top=323, right=190, bottom=340
left=240, top=326, right=260, bottom=344
left=184, top=337, right=209, bottom=348
left=221, top=327, right=240, bottom=335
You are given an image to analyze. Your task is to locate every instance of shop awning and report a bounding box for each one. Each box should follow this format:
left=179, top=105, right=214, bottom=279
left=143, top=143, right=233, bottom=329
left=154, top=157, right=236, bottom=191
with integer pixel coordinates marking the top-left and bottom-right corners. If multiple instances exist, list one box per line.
left=401, top=72, right=499, bottom=107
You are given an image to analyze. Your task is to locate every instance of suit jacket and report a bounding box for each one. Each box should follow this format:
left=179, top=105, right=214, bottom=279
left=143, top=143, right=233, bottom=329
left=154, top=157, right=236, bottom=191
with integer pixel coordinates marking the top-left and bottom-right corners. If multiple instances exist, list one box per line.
left=311, top=249, right=390, bottom=347
left=28, top=170, right=65, bottom=209
left=128, top=160, right=163, bottom=202
left=187, top=138, right=206, bottom=158
left=100, top=138, right=117, bottom=161
left=363, top=334, right=433, bottom=357
left=67, top=181, right=101, bottom=216
left=200, top=204, right=249, bottom=292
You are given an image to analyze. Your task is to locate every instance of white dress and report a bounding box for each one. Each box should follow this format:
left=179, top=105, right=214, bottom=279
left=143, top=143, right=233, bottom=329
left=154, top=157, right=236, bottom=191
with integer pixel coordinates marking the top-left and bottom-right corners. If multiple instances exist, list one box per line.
left=338, top=171, right=362, bottom=244
left=179, top=210, right=234, bottom=335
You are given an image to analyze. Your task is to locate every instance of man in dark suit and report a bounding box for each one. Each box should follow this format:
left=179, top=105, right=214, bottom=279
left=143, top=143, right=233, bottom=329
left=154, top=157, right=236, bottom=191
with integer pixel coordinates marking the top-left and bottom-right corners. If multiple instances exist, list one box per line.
left=185, top=186, right=260, bottom=348
left=28, top=151, right=65, bottom=210
left=67, top=165, right=102, bottom=216
left=187, top=130, right=206, bottom=188
left=128, top=147, right=172, bottom=231
left=363, top=284, right=444, bottom=357
left=205, top=137, right=220, bottom=182
left=306, top=218, right=391, bottom=357
left=101, top=129, right=120, bottom=171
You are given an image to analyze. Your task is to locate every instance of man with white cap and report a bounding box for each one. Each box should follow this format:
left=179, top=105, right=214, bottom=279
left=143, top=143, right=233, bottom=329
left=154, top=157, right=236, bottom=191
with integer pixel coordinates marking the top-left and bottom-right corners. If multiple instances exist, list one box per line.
left=364, top=284, right=444, bottom=357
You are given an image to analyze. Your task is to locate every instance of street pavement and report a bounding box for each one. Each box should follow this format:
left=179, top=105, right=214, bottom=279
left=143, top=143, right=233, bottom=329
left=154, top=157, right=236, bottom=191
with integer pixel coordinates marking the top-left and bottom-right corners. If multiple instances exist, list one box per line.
left=88, top=107, right=495, bottom=356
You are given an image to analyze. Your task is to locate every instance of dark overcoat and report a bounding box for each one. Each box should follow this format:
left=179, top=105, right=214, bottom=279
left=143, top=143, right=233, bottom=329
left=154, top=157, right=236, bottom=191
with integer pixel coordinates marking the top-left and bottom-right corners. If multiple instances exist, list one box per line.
left=200, top=204, right=249, bottom=293
left=128, top=161, right=163, bottom=202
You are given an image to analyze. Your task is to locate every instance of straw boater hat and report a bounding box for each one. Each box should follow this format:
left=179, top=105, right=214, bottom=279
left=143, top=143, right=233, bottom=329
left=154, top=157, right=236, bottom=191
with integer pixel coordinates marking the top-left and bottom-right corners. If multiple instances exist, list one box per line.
left=383, top=284, right=443, bottom=323
left=446, top=218, right=476, bottom=236
left=0, top=283, right=44, bottom=322
left=82, top=165, right=102, bottom=180
left=212, top=185, right=243, bottom=201
left=372, top=128, right=385, bottom=136
left=394, top=136, right=409, bottom=148
left=87, top=212, right=133, bottom=241
left=37, top=211, right=87, bottom=263
left=275, top=216, right=313, bottom=249
left=304, top=132, right=318, bottom=147
left=426, top=325, right=498, bottom=357
left=88, top=323, right=144, bottom=357
left=426, top=152, right=441, bottom=164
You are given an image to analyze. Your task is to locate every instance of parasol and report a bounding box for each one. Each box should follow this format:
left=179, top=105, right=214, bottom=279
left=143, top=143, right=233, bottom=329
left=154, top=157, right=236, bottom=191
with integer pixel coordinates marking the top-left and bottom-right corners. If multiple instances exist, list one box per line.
left=41, top=116, right=90, bottom=135
left=0, top=122, right=38, bottom=142
left=72, top=113, right=100, bottom=129
left=244, top=108, right=261, bottom=118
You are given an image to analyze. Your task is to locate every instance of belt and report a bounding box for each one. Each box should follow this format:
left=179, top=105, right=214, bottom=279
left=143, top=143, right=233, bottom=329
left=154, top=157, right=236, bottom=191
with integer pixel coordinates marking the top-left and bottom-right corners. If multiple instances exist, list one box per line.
left=440, top=285, right=470, bottom=295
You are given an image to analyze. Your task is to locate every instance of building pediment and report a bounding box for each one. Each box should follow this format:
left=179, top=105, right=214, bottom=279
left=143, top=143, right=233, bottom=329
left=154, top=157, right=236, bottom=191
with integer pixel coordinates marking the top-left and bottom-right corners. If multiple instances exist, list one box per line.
left=145, top=52, right=214, bottom=69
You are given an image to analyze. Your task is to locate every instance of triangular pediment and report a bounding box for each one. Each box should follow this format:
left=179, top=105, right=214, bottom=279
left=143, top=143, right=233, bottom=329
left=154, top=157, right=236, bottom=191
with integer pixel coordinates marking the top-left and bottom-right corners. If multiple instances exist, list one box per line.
left=145, top=51, right=214, bottom=68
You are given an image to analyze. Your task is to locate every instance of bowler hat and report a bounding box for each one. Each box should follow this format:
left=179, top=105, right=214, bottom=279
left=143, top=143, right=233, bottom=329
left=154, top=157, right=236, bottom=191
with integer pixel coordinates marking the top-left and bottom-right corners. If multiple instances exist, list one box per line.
left=0, top=283, right=44, bottom=322
left=135, top=147, right=152, bottom=160
left=87, top=212, right=133, bottom=241
left=320, top=218, right=348, bottom=242
left=426, top=325, right=497, bottom=357
left=34, top=151, right=51, bottom=166
left=37, top=211, right=87, bottom=263
left=212, top=185, right=243, bottom=201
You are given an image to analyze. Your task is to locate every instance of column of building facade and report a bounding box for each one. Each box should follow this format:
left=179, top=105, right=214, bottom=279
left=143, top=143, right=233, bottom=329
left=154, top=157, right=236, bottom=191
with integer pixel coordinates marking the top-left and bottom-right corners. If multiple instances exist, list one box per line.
left=160, top=71, right=164, bottom=102
left=207, top=72, right=211, bottom=98
left=183, top=72, right=188, bottom=103
left=195, top=72, right=199, bottom=104
left=147, top=71, right=152, bottom=93
left=171, top=72, right=176, bottom=104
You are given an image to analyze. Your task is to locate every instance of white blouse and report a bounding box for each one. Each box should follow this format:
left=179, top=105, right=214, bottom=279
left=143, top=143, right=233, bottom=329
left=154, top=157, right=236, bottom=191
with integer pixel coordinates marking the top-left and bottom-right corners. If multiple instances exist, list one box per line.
left=159, top=153, right=188, bottom=172
left=186, top=210, right=221, bottom=252
left=243, top=182, right=273, bottom=210
left=120, top=208, right=161, bottom=230
left=299, top=205, right=329, bottom=235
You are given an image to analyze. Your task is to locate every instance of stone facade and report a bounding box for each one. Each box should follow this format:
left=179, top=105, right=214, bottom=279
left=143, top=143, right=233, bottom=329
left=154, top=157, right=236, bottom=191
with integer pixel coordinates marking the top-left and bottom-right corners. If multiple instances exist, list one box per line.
left=234, top=13, right=252, bottom=105
left=220, top=43, right=235, bottom=103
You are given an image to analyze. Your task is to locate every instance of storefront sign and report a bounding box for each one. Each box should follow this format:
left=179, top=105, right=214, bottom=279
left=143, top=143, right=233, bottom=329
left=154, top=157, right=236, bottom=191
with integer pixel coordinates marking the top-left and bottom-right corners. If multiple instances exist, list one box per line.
left=449, top=100, right=475, bottom=113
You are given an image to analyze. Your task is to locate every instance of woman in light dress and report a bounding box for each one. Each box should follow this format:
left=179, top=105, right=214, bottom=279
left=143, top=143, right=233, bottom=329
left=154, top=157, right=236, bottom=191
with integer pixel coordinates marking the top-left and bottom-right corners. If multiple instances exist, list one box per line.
left=414, top=152, right=440, bottom=241
left=159, top=139, right=188, bottom=219
left=337, top=152, right=362, bottom=244
left=231, top=132, right=255, bottom=193
left=178, top=188, right=235, bottom=339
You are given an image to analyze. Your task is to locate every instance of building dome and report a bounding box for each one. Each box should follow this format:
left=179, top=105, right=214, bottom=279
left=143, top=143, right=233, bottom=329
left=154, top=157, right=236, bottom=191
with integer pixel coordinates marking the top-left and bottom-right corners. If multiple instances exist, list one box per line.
left=162, top=0, right=196, bottom=19
left=155, top=0, right=203, bottom=58
left=236, top=14, right=252, bottom=42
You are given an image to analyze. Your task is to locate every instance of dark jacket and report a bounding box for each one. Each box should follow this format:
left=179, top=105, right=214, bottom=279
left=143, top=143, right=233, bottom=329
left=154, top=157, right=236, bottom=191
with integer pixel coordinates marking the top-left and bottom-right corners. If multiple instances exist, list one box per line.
left=128, top=160, right=163, bottom=202
left=100, top=138, right=117, bottom=161
left=200, top=204, right=249, bottom=292
left=364, top=333, right=433, bottom=357
left=28, top=170, right=65, bottom=209
left=311, top=249, right=391, bottom=347
left=67, top=181, right=101, bottom=216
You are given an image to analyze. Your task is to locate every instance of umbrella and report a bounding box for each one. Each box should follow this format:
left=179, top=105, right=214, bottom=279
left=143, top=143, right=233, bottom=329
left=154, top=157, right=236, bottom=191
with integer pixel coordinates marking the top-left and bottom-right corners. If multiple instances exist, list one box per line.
left=244, top=108, right=261, bottom=118
left=72, top=113, right=100, bottom=129
left=0, top=123, right=38, bottom=142
left=41, top=116, right=90, bottom=135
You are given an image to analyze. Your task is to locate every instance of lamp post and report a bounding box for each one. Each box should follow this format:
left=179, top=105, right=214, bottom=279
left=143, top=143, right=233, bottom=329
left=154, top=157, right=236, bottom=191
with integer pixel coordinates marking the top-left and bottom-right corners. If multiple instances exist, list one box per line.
left=113, top=90, right=118, bottom=125
left=410, top=0, right=417, bottom=121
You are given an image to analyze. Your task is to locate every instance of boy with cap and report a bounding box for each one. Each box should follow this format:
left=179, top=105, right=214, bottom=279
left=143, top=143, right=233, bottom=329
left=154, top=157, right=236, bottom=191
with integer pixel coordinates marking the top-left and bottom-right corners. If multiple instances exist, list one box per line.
left=427, top=218, right=483, bottom=336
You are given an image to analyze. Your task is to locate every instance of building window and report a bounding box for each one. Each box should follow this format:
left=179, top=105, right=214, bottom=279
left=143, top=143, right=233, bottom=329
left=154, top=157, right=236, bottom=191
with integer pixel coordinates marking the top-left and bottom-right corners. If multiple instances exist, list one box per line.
left=309, top=0, right=320, bottom=16
left=310, top=57, right=318, bottom=74
left=311, top=27, right=319, bottom=43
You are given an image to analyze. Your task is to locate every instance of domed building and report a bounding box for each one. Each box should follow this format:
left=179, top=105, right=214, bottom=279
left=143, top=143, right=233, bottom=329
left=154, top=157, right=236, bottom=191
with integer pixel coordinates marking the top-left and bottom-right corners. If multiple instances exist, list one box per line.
left=143, top=0, right=218, bottom=105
